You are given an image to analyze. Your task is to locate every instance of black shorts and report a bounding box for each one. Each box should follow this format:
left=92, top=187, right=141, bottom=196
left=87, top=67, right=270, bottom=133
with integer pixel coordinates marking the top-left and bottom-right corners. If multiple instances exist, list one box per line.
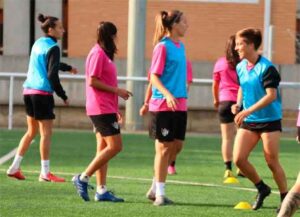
left=149, top=111, right=187, bottom=142
left=240, top=120, right=282, bottom=132
left=218, top=101, right=236, bottom=123
left=24, top=94, right=55, bottom=120
left=89, top=113, right=120, bottom=137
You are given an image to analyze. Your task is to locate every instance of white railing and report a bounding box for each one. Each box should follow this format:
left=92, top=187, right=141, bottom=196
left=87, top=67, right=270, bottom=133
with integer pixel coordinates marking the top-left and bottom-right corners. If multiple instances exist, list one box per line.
left=1, top=72, right=300, bottom=130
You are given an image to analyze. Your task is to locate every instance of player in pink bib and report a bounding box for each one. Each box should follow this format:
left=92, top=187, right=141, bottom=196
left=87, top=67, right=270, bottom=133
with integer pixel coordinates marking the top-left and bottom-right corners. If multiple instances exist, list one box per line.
left=73, top=21, right=132, bottom=202
left=212, top=35, right=240, bottom=179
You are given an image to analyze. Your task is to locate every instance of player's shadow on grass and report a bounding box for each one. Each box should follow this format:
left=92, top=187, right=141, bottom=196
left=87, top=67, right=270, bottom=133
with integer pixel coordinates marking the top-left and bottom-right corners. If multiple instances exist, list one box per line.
left=174, top=202, right=234, bottom=208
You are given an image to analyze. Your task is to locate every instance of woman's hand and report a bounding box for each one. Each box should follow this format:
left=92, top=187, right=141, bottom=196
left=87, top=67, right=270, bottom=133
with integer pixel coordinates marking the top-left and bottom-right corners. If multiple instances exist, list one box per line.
left=63, top=99, right=69, bottom=106
left=231, top=104, right=240, bottom=115
left=139, top=103, right=149, bottom=116
left=234, top=109, right=251, bottom=127
left=70, top=67, right=78, bottom=74
left=213, top=99, right=219, bottom=109
left=116, top=88, right=133, bottom=100
left=165, top=93, right=178, bottom=111
left=117, top=112, right=123, bottom=124
left=297, top=127, right=300, bottom=144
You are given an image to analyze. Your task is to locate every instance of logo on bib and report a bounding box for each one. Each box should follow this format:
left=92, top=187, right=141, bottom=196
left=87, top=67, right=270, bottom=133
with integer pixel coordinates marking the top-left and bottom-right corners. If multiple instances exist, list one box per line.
left=161, top=128, right=169, bottom=137
left=112, top=122, right=119, bottom=130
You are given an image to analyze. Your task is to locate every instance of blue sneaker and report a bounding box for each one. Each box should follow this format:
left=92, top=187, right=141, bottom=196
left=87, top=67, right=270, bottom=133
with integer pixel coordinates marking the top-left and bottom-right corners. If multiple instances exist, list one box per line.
left=72, top=174, right=90, bottom=201
left=94, top=191, right=124, bottom=202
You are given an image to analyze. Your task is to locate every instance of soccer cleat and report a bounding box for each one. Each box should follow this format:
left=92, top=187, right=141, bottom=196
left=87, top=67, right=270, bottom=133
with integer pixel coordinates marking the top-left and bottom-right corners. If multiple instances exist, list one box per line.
left=153, top=195, right=174, bottom=206
left=72, top=174, right=90, bottom=201
left=146, top=188, right=156, bottom=201
left=94, top=191, right=124, bottom=202
left=252, top=185, right=271, bottom=210
left=223, top=169, right=234, bottom=178
left=7, top=168, right=25, bottom=180
left=168, top=165, right=177, bottom=175
left=39, top=172, right=65, bottom=182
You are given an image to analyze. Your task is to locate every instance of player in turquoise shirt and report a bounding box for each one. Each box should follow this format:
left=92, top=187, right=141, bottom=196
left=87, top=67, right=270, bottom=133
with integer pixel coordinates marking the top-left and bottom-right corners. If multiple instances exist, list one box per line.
left=232, top=28, right=288, bottom=211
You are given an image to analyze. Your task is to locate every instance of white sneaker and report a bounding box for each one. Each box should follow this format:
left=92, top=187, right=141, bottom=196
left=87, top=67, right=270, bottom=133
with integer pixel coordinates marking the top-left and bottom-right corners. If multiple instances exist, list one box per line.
left=153, top=195, right=174, bottom=206
left=146, top=188, right=156, bottom=201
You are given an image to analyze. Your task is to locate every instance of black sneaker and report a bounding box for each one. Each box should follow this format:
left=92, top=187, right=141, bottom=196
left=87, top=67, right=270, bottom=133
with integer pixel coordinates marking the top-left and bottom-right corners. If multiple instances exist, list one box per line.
left=252, top=186, right=271, bottom=210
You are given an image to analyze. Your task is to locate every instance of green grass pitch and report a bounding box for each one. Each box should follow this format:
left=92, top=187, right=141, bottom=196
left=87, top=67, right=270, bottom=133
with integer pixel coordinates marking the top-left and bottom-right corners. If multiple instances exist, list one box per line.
left=0, top=129, right=299, bottom=217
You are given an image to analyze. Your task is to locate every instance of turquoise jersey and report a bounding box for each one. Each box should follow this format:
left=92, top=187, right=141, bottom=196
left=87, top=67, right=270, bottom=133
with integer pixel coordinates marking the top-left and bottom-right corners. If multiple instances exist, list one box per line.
left=23, top=37, right=58, bottom=92
left=152, top=37, right=187, bottom=99
left=237, top=56, right=282, bottom=123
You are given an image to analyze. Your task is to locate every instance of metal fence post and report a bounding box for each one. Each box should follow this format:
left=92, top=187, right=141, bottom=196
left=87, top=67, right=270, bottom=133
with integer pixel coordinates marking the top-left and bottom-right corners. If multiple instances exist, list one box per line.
left=8, top=76, right=14, bottom=130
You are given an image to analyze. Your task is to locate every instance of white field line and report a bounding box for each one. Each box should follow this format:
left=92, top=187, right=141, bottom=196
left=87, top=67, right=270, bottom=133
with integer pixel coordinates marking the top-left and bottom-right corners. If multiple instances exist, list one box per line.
left=0, top=140, right=35, bottom=165
left=0, top=168, right=279, bottom=195
left=0, top=148, right=17, bottom=165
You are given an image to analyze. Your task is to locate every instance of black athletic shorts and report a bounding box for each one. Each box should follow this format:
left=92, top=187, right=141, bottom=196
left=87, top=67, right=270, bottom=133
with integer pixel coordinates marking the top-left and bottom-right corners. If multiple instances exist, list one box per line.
left=218, top=101, right=236, bottom=123
left=24, top=94, right=55, bottom=120
left=89, top=113, right=120, bottom=137
left=149, top=111, right=187, bottom=142
left=240, top=120, right=282, bottom=132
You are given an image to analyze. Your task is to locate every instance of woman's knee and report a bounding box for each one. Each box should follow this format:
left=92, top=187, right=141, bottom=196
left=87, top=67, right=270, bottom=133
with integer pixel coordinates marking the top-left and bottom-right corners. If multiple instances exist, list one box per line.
left=26, top=129, right=38, bottom=139
left=157, top=145, right=171, bottom=157
left=233, top=155, right=246, bottom=168
left=265, top=157, right=279, bottom=171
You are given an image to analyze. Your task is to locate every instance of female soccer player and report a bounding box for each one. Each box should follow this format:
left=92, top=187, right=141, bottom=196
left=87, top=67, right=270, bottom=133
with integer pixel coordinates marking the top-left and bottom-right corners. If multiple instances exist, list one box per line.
left=212, top=35, right=240, bottom=178
left=140, top=60, right=193, bottom=175
left=277, top=172, right=300, bottom=217
left=277, top=107, right=300, bottom=217
left=72, top=21, right=132, bottom=202
left=6, top=13, right=77, bottom=182
left=232, top=28, right=288, bottom=210
left=145, top=10, right=189, bottom=206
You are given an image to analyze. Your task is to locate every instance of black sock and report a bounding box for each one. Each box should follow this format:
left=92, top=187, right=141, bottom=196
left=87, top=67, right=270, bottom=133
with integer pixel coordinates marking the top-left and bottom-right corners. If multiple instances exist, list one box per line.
left=170, top=161, right=176, bottom=167
left=255, top=180, right=268, bottom=192
left=224, top=161, right=232, bottom=170
left=280, top=192, right=288, bottom=202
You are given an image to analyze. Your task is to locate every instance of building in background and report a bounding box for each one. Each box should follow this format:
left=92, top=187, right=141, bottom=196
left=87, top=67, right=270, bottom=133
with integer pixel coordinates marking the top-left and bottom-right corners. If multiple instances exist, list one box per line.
left=1, top=0, right=300, bottom=131
left=0, top=0, right=298, bottom=64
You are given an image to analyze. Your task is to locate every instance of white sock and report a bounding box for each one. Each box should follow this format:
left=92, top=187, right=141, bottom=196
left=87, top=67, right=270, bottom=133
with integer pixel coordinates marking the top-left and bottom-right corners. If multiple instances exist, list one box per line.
left=41, top=160, right=50, bottom=176
left=155, top=182, right=165, bottom=197
left=150, top=178, right=156, bottom=193
left=79, top=172, right=90, bottom=183
left=8, top=155, right=23, bottom=173
left=97, top=185, right=107, bottom=194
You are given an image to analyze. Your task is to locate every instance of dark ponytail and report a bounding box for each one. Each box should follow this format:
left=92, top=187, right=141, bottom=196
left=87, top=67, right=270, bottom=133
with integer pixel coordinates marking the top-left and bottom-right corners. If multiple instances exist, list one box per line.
left=97, top=21, right=117, bottom=60
left=225, top=35, right=240, bottom=69
left=37, top=13, right=59, bottom=34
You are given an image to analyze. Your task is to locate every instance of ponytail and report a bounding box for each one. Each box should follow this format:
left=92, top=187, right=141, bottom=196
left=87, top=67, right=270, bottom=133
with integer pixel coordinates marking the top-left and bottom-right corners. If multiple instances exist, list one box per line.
left=153, top=11, right=168, bottom=45
left=37, top=13, right=59, bottom=34
left=97, top=21, right=117, bottom=60
left=152, top=10, right=183, bottom=46
left=225, top=35, right=240, bottom=69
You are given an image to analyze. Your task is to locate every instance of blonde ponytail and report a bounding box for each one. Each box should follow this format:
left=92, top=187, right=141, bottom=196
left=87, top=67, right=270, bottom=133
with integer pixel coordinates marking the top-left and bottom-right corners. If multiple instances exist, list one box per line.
left=153, top=11, right=168, bottom=46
